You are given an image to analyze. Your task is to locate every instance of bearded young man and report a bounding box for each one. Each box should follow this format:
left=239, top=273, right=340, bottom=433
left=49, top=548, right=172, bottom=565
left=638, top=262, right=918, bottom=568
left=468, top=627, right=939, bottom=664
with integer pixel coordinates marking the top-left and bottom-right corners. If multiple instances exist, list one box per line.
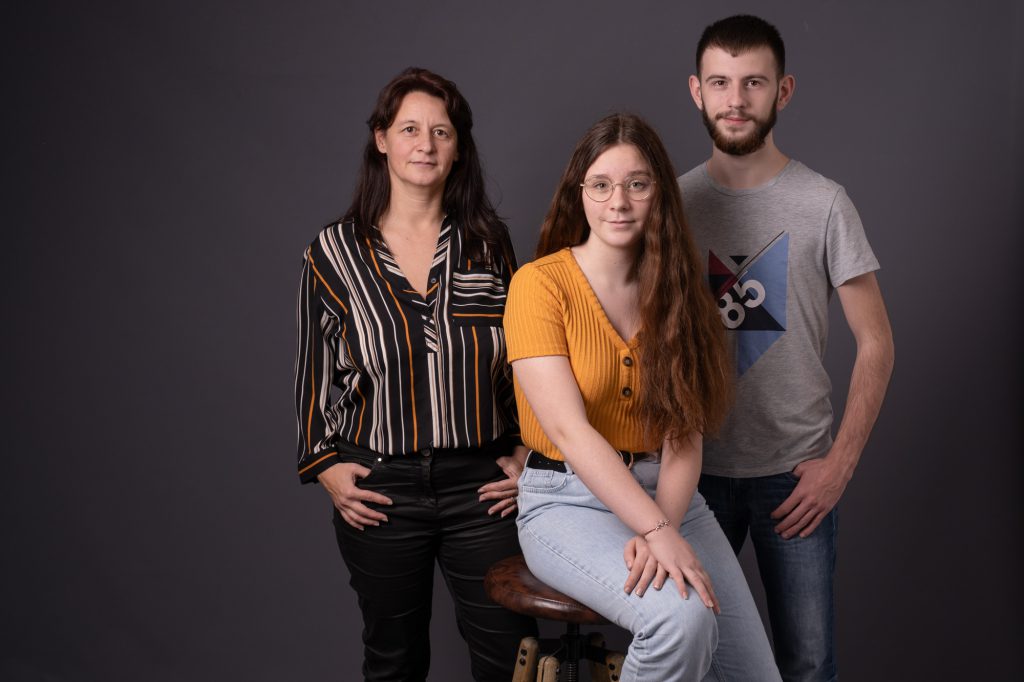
left=678, top=15, right=895, bottom=682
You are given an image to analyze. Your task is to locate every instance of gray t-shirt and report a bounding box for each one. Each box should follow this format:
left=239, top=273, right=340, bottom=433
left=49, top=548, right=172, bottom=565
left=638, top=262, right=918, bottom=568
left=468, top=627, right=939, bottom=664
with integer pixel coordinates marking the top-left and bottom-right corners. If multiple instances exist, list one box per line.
left=679, top=160, right=879, bottom=477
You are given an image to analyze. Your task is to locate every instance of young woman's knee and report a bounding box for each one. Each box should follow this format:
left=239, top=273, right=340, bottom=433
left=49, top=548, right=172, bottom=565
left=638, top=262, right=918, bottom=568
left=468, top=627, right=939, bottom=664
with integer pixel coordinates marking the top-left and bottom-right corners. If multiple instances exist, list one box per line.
left=626, top=602, right=717, bottom=680
left=638, top=595, right=718, bottom=653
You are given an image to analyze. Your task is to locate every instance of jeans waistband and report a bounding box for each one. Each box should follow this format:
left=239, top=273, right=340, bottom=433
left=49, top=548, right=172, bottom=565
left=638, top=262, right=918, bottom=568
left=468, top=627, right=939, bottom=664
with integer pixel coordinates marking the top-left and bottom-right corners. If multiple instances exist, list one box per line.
left=525, top=449, right=656, bottom=472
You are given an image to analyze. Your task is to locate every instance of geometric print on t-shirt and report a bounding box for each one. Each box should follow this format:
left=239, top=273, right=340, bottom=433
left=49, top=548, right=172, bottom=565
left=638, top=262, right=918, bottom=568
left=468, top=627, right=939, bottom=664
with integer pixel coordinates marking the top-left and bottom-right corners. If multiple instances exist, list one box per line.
left=707, top=232, right=788, bottom=376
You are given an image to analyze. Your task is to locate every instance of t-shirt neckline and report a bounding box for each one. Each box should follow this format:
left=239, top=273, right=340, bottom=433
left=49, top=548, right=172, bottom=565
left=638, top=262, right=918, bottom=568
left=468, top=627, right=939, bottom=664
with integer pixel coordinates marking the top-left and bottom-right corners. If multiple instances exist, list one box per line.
left=700, top=159, right=798, bottom=197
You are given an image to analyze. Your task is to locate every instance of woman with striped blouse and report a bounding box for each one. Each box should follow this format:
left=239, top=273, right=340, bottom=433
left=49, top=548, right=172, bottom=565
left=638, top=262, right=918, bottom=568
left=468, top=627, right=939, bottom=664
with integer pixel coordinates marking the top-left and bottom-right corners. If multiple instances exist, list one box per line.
left=294, top=68, right=535, bottom=681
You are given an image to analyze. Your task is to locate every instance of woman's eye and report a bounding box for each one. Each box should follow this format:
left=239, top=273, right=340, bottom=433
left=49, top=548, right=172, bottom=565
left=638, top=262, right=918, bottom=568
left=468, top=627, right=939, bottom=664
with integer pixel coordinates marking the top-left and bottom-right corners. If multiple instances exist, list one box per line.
left=592, top=181, right=610, bottom=190
left=401, top=126, right=416, bottom=134
left=628, top=179, right=650, bottom=191
left=433, top=129, right=450, bottom=138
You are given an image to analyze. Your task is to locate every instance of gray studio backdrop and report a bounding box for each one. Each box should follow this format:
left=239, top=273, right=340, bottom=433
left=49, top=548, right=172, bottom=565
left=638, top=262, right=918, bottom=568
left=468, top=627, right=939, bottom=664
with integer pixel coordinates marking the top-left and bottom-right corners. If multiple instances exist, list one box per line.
left=4, top=1, right=1022, bottom=680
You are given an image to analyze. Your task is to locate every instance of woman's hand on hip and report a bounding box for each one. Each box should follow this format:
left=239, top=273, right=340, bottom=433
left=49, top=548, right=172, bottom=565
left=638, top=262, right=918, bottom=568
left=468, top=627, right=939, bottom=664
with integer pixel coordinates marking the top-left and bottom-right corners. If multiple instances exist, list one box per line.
left=644, top=530, right=720, bottom=613
left=318, top=462, right=393, bottom=530
left=478, top=446, right=527, bottom=517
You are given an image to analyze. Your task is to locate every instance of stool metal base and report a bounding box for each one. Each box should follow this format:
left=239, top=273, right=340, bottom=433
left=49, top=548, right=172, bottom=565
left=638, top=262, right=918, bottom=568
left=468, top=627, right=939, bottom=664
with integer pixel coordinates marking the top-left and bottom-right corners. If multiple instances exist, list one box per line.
left=511, top=631, right=625, bottom=682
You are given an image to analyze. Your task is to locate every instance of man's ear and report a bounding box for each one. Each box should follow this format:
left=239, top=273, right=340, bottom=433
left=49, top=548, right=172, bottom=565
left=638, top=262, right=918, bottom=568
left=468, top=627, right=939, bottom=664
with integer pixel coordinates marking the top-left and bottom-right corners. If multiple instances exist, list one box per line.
left=776, top=74, right=796, bottom=111
left=688, top=74, right=704, bottom=111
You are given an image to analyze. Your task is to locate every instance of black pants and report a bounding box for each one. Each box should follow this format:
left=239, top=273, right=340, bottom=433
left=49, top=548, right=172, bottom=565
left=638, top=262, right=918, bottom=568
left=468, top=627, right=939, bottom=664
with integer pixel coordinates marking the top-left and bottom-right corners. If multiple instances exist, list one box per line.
left=333, top=444, right=537, bottom=682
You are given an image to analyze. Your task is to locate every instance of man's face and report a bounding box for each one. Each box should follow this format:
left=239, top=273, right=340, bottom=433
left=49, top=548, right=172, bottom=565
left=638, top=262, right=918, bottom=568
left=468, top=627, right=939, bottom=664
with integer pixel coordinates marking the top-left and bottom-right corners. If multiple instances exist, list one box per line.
left=690, top=46, right=788, bottom=156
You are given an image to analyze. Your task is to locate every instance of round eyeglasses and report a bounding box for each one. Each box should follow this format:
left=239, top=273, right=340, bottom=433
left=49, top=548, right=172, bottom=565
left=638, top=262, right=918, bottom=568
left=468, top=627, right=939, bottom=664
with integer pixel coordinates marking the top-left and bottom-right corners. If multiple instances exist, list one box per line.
left=580, top=176, right=656, bottom=202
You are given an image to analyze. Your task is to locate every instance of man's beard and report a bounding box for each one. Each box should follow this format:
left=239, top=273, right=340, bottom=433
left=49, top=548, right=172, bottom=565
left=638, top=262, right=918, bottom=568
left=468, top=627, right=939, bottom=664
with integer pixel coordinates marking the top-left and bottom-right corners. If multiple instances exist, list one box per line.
left=701, top=104, right=777, bottom=156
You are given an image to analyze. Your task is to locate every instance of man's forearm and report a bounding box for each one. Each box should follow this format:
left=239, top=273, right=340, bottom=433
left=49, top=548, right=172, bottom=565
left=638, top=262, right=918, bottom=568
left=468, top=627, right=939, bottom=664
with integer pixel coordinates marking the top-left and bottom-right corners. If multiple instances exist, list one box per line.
left=828, top=333, right=895, bottom=477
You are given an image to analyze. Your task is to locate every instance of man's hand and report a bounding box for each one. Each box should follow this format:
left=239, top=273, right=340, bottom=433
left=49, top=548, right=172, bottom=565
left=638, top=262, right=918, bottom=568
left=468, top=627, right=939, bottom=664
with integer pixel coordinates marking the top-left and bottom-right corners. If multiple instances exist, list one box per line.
left=770, top=456, right=850, bottom=539
left=318, top=462, right=393, bottom=530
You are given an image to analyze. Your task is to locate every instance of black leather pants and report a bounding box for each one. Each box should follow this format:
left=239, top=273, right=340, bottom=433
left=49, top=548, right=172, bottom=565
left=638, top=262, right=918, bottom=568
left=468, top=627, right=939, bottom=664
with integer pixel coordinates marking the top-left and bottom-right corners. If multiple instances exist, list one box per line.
left=333, top=445, right=537, bottom=682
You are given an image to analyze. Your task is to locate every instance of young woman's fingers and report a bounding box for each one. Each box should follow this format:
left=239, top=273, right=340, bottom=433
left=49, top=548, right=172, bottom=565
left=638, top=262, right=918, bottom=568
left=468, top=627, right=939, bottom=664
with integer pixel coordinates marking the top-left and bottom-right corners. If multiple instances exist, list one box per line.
left=682, top=567, right=719, bottom=613
left=633, top=558, right=660, bottom=597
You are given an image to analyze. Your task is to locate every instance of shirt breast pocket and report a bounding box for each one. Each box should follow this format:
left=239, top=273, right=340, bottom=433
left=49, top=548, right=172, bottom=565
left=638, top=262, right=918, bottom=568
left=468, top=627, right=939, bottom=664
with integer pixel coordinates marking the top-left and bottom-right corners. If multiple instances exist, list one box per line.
left=448, top=266, right=507, bottom=327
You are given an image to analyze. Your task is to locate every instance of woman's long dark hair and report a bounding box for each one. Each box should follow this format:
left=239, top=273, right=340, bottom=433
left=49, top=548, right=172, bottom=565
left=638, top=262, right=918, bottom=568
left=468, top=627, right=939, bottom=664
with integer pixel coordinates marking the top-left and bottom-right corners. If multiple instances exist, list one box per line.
left=536, top=113, right=732, bottom=440
left=342, top=67, right=510, bottom=265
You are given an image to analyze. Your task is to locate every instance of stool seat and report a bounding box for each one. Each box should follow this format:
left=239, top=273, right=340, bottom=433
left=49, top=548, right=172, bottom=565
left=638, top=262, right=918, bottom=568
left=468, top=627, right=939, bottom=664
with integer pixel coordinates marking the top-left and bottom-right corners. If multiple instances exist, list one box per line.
left=485, top=554, right=608, bottom=625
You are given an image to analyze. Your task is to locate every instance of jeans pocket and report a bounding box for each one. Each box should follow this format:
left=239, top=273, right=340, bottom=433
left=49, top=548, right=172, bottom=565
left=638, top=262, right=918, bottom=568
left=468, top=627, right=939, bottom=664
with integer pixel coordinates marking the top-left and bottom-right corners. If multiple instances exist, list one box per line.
left=339, top=452, right=386, bottom=486
left=519, top=467, right=569, bottom=494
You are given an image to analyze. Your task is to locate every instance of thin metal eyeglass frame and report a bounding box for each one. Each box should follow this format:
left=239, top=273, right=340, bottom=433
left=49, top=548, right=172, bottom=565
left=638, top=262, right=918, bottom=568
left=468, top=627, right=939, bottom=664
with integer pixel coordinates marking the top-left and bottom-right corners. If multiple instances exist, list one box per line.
left=579, top=178, right=657, bottom=202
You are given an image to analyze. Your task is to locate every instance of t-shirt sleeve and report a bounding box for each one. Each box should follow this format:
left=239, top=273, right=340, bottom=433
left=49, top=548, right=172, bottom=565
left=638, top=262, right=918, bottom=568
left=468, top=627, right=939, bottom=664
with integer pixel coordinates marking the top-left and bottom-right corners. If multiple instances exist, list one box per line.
left=825, top=187, right=880, bottom=287
left=504, top=263, right=569, bottom=361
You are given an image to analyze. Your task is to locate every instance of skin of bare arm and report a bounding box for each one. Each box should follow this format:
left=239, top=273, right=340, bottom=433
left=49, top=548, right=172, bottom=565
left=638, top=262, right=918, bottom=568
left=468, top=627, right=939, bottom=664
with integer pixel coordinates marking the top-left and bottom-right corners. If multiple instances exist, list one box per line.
left=513, top=354, right=719, bottom=610
left=771, top=271, right=895, bottom=538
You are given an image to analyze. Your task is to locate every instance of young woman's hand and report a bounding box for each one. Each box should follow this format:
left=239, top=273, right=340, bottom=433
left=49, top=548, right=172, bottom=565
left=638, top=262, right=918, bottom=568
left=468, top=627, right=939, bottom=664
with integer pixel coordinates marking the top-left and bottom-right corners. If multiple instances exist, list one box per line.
left=644, top=530, right=720, bottom=613
left=318, top=463, right=393, bottom=530
left=623, top=535, right=669, bottom=597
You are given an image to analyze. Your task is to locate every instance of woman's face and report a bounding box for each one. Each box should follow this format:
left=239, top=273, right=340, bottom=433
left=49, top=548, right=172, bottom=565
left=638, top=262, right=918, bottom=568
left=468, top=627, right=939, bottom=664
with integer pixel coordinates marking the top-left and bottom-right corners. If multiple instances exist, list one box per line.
left=374, top=91, right=458, bottom=195
left=580, top=143, right=653, bottom=252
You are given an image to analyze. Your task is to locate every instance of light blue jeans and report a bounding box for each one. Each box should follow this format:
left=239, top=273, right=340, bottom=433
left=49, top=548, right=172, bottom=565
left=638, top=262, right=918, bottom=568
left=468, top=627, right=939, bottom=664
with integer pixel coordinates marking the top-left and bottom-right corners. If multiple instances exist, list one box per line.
left=517, top=458, right=781, bottom=682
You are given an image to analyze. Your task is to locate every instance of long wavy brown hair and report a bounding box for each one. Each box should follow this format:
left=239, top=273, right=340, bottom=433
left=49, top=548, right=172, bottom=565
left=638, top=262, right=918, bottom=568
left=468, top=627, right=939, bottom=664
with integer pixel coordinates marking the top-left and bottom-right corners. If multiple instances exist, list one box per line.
left=536, top=113, right=732, bottom=440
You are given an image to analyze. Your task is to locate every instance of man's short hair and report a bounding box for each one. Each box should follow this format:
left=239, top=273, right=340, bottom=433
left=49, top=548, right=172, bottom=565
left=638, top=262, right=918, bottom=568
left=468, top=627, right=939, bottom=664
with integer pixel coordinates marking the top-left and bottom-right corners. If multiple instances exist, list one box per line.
left=696, top=14, right=786, bottom=77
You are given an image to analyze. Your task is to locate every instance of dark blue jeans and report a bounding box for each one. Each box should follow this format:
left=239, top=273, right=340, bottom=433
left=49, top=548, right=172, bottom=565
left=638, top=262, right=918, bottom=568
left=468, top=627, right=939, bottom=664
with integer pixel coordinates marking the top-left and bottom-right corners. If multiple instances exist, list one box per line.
left=698, top=472, right=837, bottom=682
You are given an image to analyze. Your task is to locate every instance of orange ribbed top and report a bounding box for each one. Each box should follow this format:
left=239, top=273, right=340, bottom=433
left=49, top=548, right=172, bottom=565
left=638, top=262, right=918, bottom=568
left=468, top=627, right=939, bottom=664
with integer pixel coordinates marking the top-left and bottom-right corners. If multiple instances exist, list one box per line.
left=504, top=248, right=658, bottom=460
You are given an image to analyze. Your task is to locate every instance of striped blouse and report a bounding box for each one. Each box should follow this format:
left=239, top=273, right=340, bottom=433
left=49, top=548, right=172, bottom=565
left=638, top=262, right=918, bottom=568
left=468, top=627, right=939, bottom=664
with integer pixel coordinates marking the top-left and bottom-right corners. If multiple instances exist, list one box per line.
left=294, top=218, right=519, bottom=482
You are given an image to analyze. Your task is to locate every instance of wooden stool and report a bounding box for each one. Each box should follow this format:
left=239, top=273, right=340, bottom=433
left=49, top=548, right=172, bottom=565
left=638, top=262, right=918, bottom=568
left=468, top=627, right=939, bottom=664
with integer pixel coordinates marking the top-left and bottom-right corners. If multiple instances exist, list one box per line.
left=485, top=554, right=625, bottom=681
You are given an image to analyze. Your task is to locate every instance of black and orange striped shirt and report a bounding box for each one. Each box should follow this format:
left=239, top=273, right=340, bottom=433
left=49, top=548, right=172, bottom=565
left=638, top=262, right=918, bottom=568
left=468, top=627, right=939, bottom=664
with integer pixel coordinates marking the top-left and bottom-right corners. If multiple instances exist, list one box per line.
left=294, top=218, right=519, bottom=482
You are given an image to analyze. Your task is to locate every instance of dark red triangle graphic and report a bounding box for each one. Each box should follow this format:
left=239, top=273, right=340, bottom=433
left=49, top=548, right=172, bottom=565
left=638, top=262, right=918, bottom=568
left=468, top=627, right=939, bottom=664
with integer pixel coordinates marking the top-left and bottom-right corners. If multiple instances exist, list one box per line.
left=708, top=251, right=733, bottom=275
left=708, top=251, right=739, bottom=297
